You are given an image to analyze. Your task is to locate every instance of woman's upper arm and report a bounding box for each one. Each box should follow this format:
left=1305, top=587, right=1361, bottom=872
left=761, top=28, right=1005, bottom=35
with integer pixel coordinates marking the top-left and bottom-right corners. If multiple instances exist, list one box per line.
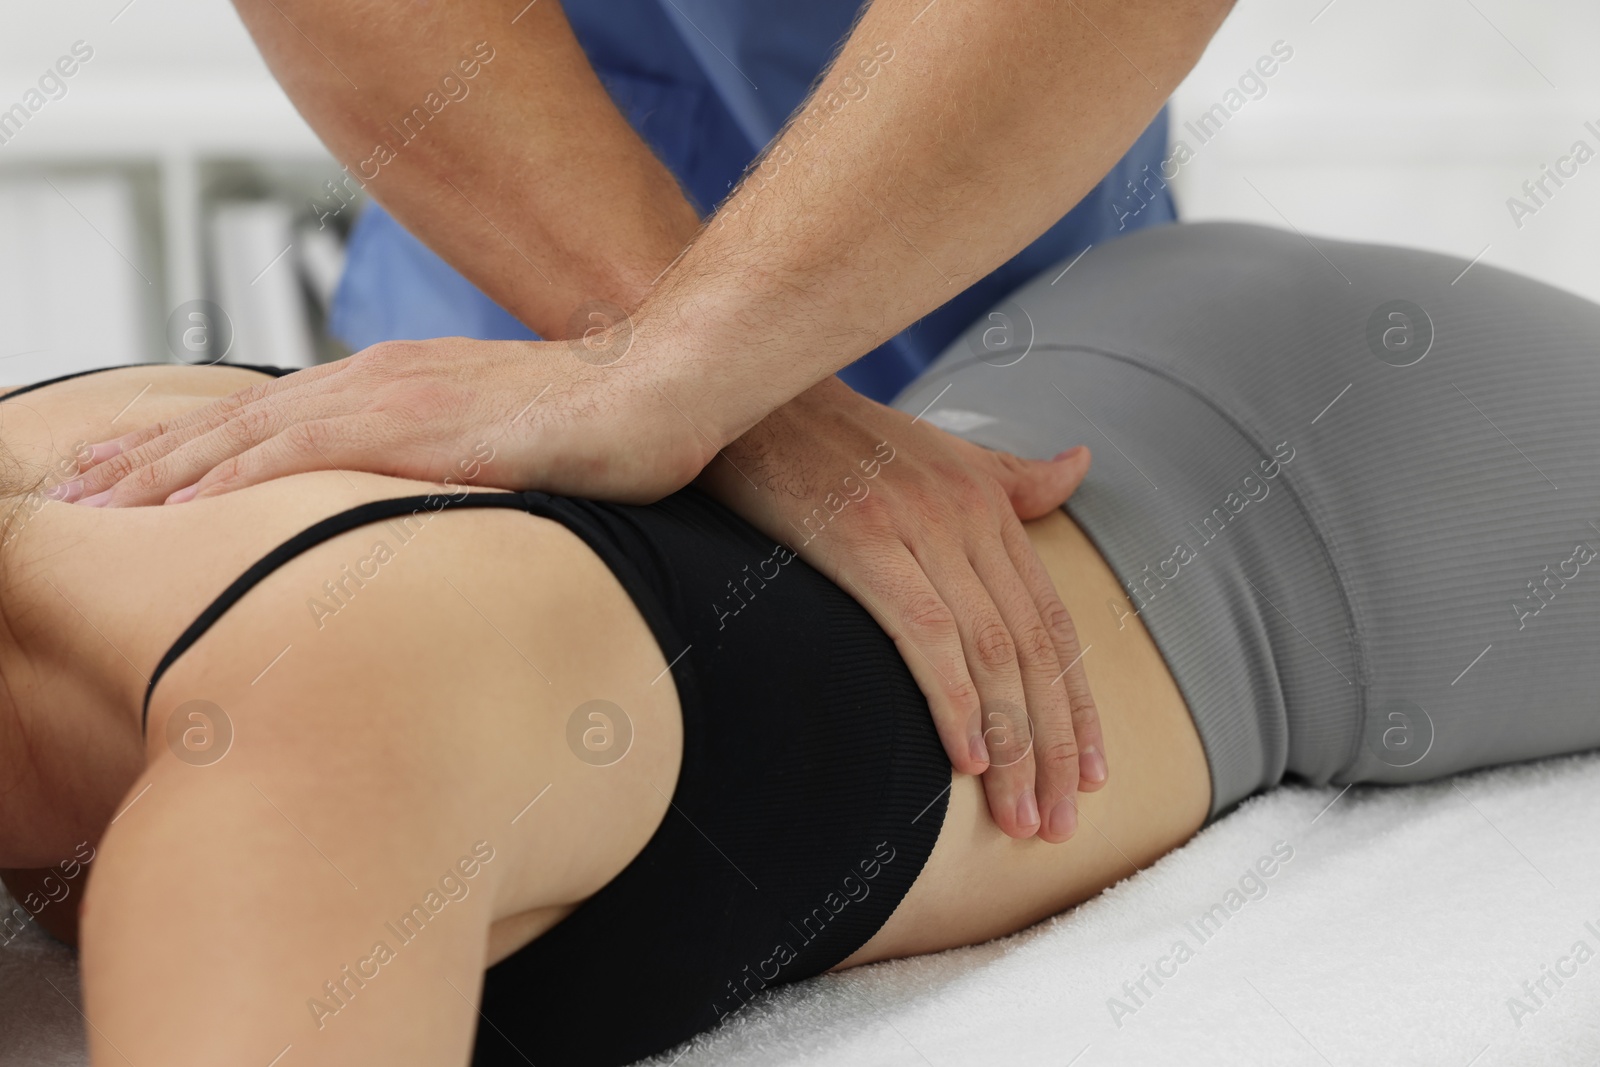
left=79, top=510, right=683, bottom=1065
left=79, top=753, right=501, bottom=1067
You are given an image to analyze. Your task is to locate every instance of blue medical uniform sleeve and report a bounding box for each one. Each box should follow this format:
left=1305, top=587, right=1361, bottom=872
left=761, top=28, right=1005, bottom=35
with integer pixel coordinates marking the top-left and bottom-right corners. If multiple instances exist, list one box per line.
left=328, top=0, right=1177, bottom=402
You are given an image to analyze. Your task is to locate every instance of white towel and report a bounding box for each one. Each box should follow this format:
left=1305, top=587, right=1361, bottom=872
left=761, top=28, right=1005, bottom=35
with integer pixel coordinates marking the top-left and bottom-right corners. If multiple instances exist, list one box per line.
left=6, top=752, right=1599, bottom=1066
left=644, top=751, right=1600, bottom=1066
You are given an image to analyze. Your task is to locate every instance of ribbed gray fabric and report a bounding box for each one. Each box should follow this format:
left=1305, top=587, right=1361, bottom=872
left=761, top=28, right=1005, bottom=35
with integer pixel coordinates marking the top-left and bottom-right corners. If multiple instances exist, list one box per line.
left=893, top=221, right=1600, bottom=821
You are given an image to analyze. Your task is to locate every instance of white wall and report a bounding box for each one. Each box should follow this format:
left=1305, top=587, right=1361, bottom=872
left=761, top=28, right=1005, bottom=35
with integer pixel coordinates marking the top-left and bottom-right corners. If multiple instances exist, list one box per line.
left=0, top=0, right=316, bottom=157
left=4, top=0, right=1599, bottom=354
left=0, top=0, right=329, bottom=379
left=1168, top=0, right=1600, bottom=301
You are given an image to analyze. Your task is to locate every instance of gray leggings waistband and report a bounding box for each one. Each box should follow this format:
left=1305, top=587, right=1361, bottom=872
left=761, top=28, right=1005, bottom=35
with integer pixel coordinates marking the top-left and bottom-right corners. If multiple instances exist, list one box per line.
left=893, top=221, right=1600, bottom=821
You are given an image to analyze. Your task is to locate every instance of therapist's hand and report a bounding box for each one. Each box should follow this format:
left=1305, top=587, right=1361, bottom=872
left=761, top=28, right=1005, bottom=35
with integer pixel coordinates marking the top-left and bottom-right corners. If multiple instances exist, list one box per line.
left=695, top=376, right=1106, bottom=842
left=57, top=337, right=715, bottom=507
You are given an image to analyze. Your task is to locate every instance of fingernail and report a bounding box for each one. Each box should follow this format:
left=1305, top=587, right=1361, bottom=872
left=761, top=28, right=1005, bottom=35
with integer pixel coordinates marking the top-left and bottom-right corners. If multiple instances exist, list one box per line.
left=1048, top=794, right=1078, bottom=838
left=46, top=479, right=82, bottom=502
left=1081, top=745, right=1107, bottom=783
left=77, top=488, right=113, bottom=507
left=969, top=732, right=991, bottom=767
left=1054, top=446, right=1085, bottom=461
left=1016, top=788, right=1040, bottom=830
left=87, top=440, right=123, bottom=464
left=165, top=484, right=199, bottom=505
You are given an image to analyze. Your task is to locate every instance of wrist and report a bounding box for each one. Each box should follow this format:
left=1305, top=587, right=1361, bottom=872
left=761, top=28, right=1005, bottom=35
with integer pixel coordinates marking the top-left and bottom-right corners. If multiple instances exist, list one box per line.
left=626, top=264, right=872, bottom=448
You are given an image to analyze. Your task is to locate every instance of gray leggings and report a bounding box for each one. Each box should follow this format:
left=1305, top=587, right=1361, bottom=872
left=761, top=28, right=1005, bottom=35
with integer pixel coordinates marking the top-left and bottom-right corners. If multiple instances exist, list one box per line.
left=893, top=221, right=1600, bottom=821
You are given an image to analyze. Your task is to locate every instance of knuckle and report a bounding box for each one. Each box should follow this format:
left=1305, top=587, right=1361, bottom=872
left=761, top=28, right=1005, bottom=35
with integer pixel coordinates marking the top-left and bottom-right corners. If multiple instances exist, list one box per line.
left=127, top=459, right=170, bottom=494
left=222, top=404, right=275, bottom=449
left=356, top=339, right=411, bottom=369
left=207, top=385, right=260, bottom=424
left=847, top=489, right=893, bottom=529
left=92, top=450, right=143, bottom=486
left=996, top=450, right=1028, bottom=474
left=1037, top=597, right=1077, bottom=641
left=955, top=477, right=992, bottom=515
left=902, top=590, right=957, bottom=637
left=1067, top=685, right=1100, bottom=724
left=1038, top=735, right=1082, bottom=774
left=203, top=453, right=247, bottom=492
left=972, top=617, right=1017, bottom=671
left=982, top=474, right=1016, bottom=512
left=284, top=418, right=333, bottom=455
left=1015, top=623, right=1057, bottom=665
left=384, top=380, right=466, bottom=429
left=230, top=379, right=273, bottom=410
left=943, top=677, right=982, bottom=719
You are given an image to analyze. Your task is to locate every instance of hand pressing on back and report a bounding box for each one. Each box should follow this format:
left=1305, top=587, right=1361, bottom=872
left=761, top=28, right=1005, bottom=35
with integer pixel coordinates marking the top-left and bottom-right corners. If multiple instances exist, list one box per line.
left=694, top=376, right=1105, bottom=842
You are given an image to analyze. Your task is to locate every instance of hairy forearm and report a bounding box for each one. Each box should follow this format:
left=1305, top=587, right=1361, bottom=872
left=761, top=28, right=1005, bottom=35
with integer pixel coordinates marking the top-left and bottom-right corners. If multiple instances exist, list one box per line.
left=637, top=0, right=1232, bottom=443
left=230, top=0, right=701, bottom=338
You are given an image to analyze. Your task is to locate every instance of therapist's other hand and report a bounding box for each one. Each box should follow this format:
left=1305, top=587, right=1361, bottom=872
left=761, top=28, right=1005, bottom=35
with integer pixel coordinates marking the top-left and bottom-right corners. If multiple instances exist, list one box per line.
left=694, top=376, right=1105, bottom=843
left=59, top=338, right=715, bottom=507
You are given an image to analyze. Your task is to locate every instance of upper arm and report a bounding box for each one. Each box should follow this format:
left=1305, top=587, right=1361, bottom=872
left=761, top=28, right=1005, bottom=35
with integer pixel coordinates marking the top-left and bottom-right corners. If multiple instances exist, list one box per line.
left=80, top=738, right=501, bottom=1065
left=228, top=0, right=701, bottom=335
left=79, top=508, right=681, bottom=1066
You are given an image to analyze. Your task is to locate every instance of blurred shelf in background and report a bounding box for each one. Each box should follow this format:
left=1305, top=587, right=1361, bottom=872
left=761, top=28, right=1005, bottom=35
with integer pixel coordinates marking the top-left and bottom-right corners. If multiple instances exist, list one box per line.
left=0, top=3, right=357, bottom=383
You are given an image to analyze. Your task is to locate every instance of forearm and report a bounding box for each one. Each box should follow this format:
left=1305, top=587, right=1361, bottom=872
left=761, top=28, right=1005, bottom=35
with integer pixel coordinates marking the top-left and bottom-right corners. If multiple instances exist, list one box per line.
left=230, top=0, right=701, bottom=337
left=638, top=0, right=1232, bottom=443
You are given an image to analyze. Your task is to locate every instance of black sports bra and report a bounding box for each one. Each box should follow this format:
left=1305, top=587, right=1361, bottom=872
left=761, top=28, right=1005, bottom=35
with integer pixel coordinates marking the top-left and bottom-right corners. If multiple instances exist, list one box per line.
left=10, top=360, right=952, bottom=1066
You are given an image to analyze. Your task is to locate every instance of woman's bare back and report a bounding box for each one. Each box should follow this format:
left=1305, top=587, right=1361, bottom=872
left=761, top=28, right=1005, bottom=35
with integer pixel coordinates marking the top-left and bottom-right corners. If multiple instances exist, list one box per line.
left=0, top=363, right=1209, bottom=1062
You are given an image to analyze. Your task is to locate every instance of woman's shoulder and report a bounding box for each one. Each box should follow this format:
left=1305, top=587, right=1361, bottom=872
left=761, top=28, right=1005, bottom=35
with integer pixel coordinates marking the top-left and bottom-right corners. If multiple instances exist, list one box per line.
left=139, top=468, right=686, bottom=921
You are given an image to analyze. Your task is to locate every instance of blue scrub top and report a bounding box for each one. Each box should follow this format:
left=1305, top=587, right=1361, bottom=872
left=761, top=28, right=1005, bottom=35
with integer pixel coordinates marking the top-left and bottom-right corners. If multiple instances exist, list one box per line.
left=329, top=0, right=1176, bottom=402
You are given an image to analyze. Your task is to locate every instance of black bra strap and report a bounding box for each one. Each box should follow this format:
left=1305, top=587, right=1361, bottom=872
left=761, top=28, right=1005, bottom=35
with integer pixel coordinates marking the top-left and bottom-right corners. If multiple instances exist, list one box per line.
left=142, top=491, right=536, bottom=736
left=1, top=360, right=292, bottom=403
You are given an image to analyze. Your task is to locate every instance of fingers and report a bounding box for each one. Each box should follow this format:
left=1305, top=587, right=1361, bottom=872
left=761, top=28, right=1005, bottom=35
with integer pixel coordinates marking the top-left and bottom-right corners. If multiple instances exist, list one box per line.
left=831, top=544, right=993, bottom=783
left=953, top=437, right=1107, bottom=808
left=963, top=513, right=1087, bottom=842
left=915, top=530, right=1057, bottom=840
left=183, top=415, right=406, bottom=501
left=66, top=363, right=350, bottom=505
left=953, top=440, right=1093, bottom=521
left=1001, top=506, right=1106, bottom=809
left=71, top=391, right=348, bottom=506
